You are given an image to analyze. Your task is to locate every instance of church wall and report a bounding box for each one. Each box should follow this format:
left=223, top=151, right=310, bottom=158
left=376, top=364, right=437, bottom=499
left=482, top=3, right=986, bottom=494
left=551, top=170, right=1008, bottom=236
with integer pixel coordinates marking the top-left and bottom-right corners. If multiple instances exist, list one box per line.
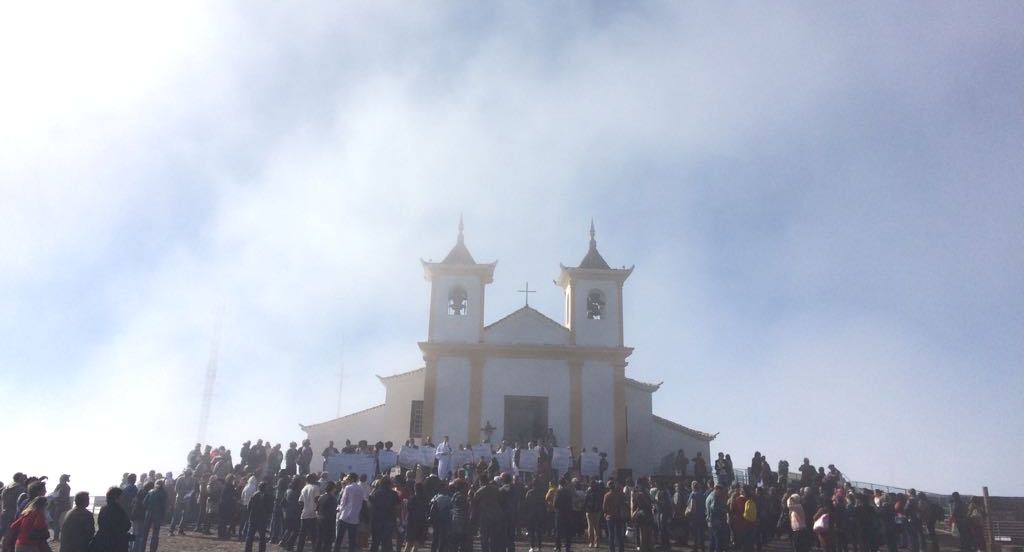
left=433, top=356, right=472, bottom=442
left=571, top=280, right=621, bottom=347
left=479, top=357, right=571, bottom=446
left=625, top=384, right=656, bottom=474
left=580, top=360, right=617, bottom=468
left=304, top=406, right=389, bottom=465
left=648, top=420, right=712, bottom=476
left=303, top=370, right=426, bottom=458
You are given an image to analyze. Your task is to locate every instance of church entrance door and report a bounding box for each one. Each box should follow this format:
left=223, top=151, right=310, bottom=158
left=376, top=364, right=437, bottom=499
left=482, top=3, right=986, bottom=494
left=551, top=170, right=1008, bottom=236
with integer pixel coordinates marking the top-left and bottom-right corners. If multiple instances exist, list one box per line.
left=504, top=395, right=548, bottom=444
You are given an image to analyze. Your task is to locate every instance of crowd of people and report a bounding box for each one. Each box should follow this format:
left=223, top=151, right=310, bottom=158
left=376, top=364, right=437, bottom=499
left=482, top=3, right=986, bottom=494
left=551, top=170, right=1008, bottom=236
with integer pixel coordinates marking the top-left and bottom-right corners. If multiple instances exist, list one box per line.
left=0, top=439, right=989, bottom=552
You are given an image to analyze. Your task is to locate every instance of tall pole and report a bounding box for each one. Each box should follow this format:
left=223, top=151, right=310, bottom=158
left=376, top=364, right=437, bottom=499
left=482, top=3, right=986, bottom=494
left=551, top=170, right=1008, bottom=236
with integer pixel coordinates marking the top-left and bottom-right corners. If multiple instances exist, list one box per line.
left=197, top=306, right=224, bottom=445
left=336, top=363, right=345, bottom=418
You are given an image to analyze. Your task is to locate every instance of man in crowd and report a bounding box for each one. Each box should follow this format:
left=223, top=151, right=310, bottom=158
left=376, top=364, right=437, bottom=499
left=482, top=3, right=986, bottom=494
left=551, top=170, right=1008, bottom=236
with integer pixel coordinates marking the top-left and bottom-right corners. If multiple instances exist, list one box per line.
left=57, top=491, right=94, bottom=552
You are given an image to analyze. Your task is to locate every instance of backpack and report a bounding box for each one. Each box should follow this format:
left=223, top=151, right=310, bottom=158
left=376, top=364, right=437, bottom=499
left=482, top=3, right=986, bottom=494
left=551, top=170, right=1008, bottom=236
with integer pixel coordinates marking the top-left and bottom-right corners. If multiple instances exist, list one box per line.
left=743, top=498, right=758, bottom=523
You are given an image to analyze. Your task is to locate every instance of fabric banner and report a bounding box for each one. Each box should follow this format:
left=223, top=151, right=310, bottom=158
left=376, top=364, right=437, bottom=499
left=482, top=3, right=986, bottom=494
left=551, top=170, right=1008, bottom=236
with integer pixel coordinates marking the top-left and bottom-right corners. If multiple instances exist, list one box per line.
left=421, top=445, right=437, bottom=466
left=453, top=449, right=473, bottom=468
left=580, top=451, right=600, bottom=477
left=378, top=450, right=398, bottom=471
left=495, top=450, right=512, bottom=473
left=399, top=446, right=421, bottom=468
left=326, top=453, right=377, bottom=481
left=471, top=443, right=493, bottom=462
left=551, top=447, right=573, bottom=474
left=516, top=449, right=538, bottom=472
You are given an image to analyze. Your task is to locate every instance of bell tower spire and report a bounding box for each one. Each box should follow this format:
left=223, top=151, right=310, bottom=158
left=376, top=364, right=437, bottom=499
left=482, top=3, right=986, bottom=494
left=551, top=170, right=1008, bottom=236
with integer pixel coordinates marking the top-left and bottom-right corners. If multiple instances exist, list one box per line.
left=557, top=221, right=633, bottom=347
left=421, top=216, right=496, bottom=343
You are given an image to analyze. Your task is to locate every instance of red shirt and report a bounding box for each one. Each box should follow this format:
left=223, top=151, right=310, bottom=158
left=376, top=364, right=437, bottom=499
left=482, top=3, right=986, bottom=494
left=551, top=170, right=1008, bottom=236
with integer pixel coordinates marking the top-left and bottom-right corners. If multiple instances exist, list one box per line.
left=12, top=510, right=48, bottom=545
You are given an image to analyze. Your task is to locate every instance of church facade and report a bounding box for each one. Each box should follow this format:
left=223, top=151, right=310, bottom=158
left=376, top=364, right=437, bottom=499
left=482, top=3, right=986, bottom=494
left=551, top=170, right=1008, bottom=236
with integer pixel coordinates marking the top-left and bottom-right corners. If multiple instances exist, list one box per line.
left=301, top=221, right=715, bottom=475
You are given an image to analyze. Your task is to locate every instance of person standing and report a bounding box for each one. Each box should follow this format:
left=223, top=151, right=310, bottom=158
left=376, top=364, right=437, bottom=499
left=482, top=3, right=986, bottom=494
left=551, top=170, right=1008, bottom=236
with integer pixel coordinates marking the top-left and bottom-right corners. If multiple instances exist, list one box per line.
left=130, top=481, right=154, bottom=552
left=404, top=483, right=429, bottom=552
left=427, top=483, right=452, bottom=552
left=584, top=480, right=604, bottom=549
left=298, top=441, right=314, bottom=477
left=675, top=450, right=690, bottom=478
left=296, top=474, right=321, bottom=552
left=334, top=474, right=365, bottom=552
left=9, top=497, right=50, bottom=551
left=93, top=487, right=132, bottom=552
left=281, top=476, right=304, bottom=550
left=449, top=482, right=471, bottom=552
left=1, top=473, right=27, bottom=536
left=788, top=493, right=809, bottom=552
left=686, top=481, right=706, bottom=552
left=554, top=478, right=576, bottom=552
left=51, top=474, right=72, bottom=540
left=322, top=442, right=340, bottom=472
left=474, top=477, right=503, bottom=552
left=369, top=477, right=400, bottom=552
left=693, top=454, right=708, bottom=483
left=603, top=479, right=625, bottom=552
left=436, top=437, right=453, bottom=480
left=526, top=479, right=548, bottom=552
left=140, top=479, right=168, bottom=552
left=268, top=445, right=285, bottom=476
left=706, top=485, right=729, bottom=552
left=271, top=472, right=290, bottom=544
left=168, top=468, right=195, bottom=535
left=58, top=492, right=94, bottom=552
left=286, top=443, right=300, bottom=476
left=245, top=481, right=274, bottom=552
left=219, top=475, right=240, bottom=540
left=239, top=476, right=260, bottom=542
left=315, top=482, right=338, bottom=552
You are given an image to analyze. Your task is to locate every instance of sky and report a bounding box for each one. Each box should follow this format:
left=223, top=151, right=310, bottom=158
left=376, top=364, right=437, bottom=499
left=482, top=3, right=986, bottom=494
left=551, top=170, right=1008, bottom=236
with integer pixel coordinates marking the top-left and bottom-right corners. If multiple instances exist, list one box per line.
left=1, top=1, right=1022, bottom=496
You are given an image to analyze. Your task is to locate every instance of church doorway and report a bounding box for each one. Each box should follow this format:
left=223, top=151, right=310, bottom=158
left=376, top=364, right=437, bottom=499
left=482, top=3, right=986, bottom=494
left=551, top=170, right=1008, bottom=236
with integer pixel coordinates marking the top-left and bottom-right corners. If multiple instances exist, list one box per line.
left=503, top=395, right=548, bottom=444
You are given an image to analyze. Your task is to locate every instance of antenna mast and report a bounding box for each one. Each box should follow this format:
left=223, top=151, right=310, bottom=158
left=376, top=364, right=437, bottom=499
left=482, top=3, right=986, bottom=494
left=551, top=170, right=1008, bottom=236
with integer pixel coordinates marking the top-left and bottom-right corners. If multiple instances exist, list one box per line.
left=197, top=306, right=224, bottom=445
left=336, top=363, right=344, bottom=418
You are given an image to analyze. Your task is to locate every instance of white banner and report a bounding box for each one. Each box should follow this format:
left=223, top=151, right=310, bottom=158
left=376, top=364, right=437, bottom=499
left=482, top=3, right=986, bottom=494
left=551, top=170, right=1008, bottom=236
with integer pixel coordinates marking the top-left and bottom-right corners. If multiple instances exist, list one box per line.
left=495, top=450, right=512, bottom=473
left=580, top=451, right=600, bottom=477
left=552, top=447, right=573, bottom=474
left=421, top=445, right=437, bottom=466
left=326, top=453, right=377, bottom=481
left=453, top=448, right=473, bottom=468
left=471, top=443, right=493, bottom=462
left=378, top=450, right=398, bottom=471
left=398, top=446, right=421, bottom=468
left=516, top=449, right=538, bottom=472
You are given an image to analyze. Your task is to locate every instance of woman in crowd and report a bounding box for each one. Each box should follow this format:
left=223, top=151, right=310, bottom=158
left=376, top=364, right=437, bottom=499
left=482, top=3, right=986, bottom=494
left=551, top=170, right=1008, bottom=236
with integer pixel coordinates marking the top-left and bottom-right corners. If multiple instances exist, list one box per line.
left=8, top=496, right=49, bottom=552
left=403, top=483, right=429, bottom=552
left=788, top=492, right=809, bottom=552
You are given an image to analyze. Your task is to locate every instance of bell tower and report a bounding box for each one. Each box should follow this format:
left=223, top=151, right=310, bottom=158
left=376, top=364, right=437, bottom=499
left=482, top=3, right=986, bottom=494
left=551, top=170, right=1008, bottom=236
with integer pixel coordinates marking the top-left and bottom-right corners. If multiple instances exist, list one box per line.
left=422, top=217, right=496, bottom=343
left=557, top=220, right=633, bottom=347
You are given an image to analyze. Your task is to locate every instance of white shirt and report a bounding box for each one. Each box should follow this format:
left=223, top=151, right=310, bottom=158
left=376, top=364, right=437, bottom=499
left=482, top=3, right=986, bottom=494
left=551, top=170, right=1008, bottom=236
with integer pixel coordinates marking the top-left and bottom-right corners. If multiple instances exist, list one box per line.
left=337, top=482, right=366, bottom=525
left=300, top=483, right=319, bottom=519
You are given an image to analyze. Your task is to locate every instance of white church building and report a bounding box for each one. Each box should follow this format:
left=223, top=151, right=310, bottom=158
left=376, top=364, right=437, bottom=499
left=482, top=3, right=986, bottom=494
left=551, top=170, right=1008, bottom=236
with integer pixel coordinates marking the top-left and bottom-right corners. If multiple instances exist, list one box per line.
left=301, top=221, right=715, bottom=476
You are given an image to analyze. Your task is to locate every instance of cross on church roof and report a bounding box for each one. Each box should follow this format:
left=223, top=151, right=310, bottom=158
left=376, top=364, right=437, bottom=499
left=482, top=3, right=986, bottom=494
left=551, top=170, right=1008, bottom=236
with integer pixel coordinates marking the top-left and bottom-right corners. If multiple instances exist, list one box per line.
left=517, top=282, right=536, bottom=306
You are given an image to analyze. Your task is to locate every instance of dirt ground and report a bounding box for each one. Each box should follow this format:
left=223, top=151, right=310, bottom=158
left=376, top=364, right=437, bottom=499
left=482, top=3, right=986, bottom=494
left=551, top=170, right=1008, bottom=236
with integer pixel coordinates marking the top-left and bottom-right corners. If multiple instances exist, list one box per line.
left=150, top=529, right=962, bottom=552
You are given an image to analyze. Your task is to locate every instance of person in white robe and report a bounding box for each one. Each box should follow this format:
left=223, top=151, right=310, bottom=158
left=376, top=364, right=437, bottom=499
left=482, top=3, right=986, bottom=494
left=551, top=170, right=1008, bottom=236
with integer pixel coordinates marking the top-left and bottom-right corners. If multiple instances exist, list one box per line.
left=435, top=436, right=453, bottom=480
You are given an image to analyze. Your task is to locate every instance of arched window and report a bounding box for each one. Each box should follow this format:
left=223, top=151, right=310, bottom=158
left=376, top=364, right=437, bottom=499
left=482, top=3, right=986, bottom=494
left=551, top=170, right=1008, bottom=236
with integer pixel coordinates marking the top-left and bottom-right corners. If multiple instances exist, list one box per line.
left=448, top=285, right=468, bottom=316
left=586, top=289, right=605, bottom=320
